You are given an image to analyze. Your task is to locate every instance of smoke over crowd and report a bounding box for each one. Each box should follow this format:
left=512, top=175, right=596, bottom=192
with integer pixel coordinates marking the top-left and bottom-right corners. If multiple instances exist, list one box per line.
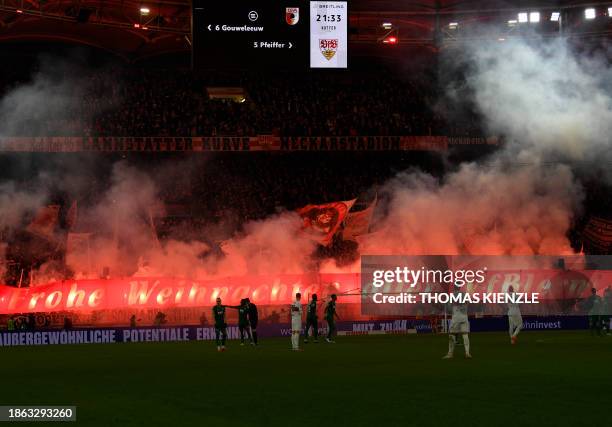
left=362, top=36, right=612, bottom=256
left=1, top=35, right=611, bottom=284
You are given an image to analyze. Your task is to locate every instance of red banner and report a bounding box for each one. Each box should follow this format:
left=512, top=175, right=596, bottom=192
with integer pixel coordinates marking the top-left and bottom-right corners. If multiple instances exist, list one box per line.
left=0, top=136, right=498, bottom=152
left=0, top=274, right=361, bottom=315
left=0, top=269, right=610, bottom=316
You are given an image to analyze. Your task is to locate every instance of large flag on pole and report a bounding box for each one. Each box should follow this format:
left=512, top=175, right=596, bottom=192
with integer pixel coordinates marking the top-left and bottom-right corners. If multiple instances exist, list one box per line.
left=65, top=200, right=78, bottom=231
left=297, top=199, right=356, bottom=246
left=148, top=208, right=163, bottom=250
left=342, top=195, right=377, bottom=241
left=25, top=205, right=60, bottom=240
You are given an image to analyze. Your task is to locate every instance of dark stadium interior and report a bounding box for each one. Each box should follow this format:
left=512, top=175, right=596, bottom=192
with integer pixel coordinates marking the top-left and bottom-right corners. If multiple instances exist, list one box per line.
left=1, top=2, right=612, bottom=427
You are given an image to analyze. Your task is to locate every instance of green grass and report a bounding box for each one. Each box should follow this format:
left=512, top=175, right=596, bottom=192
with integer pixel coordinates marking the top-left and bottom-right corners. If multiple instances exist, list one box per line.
left=0, top=331, right=610, bottom=426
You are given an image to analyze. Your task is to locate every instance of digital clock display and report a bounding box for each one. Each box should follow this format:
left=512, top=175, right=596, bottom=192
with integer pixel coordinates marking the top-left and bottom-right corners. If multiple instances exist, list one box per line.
left=315, top=14, right=343, bottom=22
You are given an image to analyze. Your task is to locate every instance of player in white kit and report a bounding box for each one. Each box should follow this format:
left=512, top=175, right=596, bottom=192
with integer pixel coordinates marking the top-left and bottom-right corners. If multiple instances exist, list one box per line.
left=443, top=289, right=472, bottom=359
left=290, top=293, right=303, bottom=351
left=507, top=286, right=523, bottom=345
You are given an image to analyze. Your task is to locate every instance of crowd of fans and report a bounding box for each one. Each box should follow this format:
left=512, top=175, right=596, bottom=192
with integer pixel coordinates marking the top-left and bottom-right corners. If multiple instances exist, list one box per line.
left=185, top=151, right=443, bottom=225
left=0, top=65, right=484, bottom=138
left=0, top=150, right=448, bottom=285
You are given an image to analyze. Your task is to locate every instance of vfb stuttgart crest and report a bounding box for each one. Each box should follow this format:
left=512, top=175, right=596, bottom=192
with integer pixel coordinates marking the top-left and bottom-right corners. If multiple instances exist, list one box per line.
left=319, top=39, right=338, bottom=61
left=286, top=7, right=299, bottom=25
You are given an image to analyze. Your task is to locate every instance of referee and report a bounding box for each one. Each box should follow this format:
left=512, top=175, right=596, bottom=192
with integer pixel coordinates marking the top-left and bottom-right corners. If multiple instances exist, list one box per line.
left=245, top=298, right=259, bottom=345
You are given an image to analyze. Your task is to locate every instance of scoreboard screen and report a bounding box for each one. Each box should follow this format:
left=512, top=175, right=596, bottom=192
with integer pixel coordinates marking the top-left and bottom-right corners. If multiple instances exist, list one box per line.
left=192, top=0, right=348, bottom=69
left=309, top=1, right=348, bottom=68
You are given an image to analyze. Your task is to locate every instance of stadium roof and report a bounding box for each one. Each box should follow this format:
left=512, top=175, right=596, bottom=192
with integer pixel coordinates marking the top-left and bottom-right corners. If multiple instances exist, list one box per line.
left=0, top=1, right=609, bottom=60
left=0, top=0, right=191, bottom=61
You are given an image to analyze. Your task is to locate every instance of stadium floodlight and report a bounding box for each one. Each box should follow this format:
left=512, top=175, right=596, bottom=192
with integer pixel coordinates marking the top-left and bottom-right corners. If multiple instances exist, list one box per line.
left=608, top=7, right=612, bottom=17
left=140, top=7, right=150, bottom=16
left=507, top=19, right=517, bottom=27
left=448, top=22, right=458, bottom=29
left=382, top=22, right=393, bottom=29
left=529, top=12, right=540, bottom=23
left=551, top=12, right=560, bottom=22
left=585, top=8, right=596, bottom=20
left=518, top=12, right=528, bottom=23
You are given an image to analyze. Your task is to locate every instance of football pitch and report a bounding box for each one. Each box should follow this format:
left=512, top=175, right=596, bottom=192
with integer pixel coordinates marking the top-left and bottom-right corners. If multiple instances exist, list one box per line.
left=0, top=331, right=609, bottom=426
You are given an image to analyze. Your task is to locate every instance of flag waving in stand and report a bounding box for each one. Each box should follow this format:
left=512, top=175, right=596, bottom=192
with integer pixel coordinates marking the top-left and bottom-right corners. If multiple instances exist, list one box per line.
left=297, top=199, right=356, bottom=246
left=342, top=195, right=377, bottom=241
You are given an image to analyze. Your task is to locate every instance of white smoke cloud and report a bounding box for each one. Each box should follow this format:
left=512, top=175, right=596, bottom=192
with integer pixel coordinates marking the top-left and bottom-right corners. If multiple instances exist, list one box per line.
left=0, top=181, right=47, bottom=230
left=212, top=213, right=316, bottom=277
left=360, top=35, right=612, bottom=258
left=361, top=161, right=580, bottom=256
left=0, top=54, right=117, bottom=137
left=464, top=37, right=612, bottom=162
left=61, top=161, right=316, bottom=279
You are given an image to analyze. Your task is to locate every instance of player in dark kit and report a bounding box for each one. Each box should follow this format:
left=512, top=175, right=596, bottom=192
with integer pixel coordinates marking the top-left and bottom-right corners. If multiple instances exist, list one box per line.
left=244, top=298, right=259, bottom=345
left=213, top=297, right=228, bottom=352
left=304, top=294, right=319, bottom=343
left=325, top=294, right=339, bottom=343
left=586, top=288, right=603, bottom=336
left=229, top=299, right=252, bottom=345
left=245, top=298, right=259, bottom=345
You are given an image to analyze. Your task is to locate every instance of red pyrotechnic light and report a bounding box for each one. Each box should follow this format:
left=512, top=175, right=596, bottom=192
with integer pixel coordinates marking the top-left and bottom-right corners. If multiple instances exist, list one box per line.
left=383, top=36, right=398, bottom=44
left=16, top=9, right=23, bottom=13
left=133, top=23, right=140, bottom=28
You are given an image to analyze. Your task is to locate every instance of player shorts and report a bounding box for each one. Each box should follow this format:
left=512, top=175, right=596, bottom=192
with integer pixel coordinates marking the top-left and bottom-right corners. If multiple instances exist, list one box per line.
left=291, top=318, right=302, bottom=332
left=449, top=319, right=470, bottom=334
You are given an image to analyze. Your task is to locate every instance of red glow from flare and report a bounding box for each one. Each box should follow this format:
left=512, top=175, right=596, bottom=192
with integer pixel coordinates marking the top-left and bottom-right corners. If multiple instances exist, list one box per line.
left=383, top=36, right=398, bottom=44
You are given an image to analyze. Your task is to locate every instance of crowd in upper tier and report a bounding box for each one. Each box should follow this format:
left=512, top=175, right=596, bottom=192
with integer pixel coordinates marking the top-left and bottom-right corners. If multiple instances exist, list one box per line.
left=0, top=65, right=484, bottom=138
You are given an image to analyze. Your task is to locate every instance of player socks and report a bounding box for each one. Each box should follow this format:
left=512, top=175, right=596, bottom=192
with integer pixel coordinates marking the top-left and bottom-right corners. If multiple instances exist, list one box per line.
left=448, top=334, right=456, bottom=355
left=462, top=334, right=470, bottom=355
left=291, top=333, right=298, bottom=349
